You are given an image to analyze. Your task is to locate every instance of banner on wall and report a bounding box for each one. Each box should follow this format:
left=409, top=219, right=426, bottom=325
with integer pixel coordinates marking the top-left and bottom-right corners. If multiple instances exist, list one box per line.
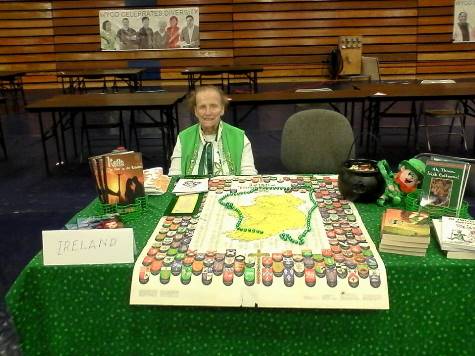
left=99, top=8, right=200, bottom=51
left=453, top=0, right=475, bottom=42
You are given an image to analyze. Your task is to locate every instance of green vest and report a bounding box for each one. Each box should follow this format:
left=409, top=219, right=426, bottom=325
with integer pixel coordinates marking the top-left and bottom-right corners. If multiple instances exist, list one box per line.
left=179, top=122, right=244, bottom=175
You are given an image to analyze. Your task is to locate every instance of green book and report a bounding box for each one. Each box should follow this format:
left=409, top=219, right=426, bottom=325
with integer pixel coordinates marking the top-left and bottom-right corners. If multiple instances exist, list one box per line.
left=420, top=159, right=470, bottom=212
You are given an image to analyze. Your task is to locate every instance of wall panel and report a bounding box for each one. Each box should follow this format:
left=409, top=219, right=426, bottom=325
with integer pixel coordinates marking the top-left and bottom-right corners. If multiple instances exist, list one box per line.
left=0, top=2, right=54, bottom=86
left=416, top=1, right=475, bottom=79
left=233, top=0, right=418, bottom=81
left=0, top=1, right=473, bottom=88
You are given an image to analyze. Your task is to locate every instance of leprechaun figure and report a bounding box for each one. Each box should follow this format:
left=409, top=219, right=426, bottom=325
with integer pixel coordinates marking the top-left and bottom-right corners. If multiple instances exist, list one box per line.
left=377, top=158, right=426, bottom=206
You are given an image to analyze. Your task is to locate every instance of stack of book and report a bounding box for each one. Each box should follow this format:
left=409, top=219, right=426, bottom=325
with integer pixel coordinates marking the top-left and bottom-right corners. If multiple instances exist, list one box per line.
left=88, top=149, right=144, bottom=205
left=379, top=208, right=431, bottom=256
left=432, top=216, right=475, bottom=260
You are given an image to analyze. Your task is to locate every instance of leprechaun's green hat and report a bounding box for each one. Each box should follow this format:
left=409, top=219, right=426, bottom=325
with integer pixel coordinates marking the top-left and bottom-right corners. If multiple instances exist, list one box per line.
left=399, top=158, right=426, bottom=180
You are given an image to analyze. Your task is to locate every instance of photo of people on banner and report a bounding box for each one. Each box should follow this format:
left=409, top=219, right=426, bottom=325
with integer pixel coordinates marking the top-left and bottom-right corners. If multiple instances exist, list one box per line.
left=453, top=0, right=475, bottom=42
left=99, top=8, right=199, bottom=51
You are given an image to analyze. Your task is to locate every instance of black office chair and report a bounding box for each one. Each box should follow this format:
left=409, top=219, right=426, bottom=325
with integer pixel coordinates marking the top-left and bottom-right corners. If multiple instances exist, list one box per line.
left=281, top=109, right=355, bottom=173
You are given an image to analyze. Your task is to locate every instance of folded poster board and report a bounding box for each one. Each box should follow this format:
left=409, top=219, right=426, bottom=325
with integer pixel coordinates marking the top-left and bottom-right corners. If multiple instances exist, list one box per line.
left=130, top=175, right=389, bottom=310
left=99, top=8, right=200, bottom=51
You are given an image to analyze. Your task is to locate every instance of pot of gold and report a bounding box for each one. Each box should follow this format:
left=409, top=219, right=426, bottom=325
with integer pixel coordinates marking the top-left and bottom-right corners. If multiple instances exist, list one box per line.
left=338, top=159, right=385, bottom=202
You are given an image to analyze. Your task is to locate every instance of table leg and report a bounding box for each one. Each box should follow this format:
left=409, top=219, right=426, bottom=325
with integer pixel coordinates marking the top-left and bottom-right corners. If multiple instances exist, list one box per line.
left=61, top=76, right=66, bottom=94
left=174, top=103, right=180, bottom=137
left=0, top=111, right=7, bottom=159
left=132, top=75, right=138, bottom=92
left=160, top=110, right=170, bottom=165
left=350, top=100, right=355, bottom=127
left=38, top=112, right=50, bottom=174
left=102, top=77, right=107, bottom=93
left=163, top=108, right=174, bottom=166
left=366, top=100, right=379, bottom=156
left=68, top=77, right=74, bottom=94
left=113, top=77, right=118, bottom=93
left=131, top=110, right=140, bottom=151
left=360, top=100, right=366, bottom=145
left=53, top=112, right=65, bottom=166
left=119, top=110, right=126, bottom=147
left=253, top=71, right=258, bottom=93
left=72, top=115, right=78, bottom=158
left=408, top=101, right=418, bottom=150
left=188, top=74, right=194, bottom=91
left=17, top=76, right=26, bottom=105
left=79, top=77, right=86, bottom=93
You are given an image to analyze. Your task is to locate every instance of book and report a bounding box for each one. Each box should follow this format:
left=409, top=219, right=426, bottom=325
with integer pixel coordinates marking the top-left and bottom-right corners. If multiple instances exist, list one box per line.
left=379, top=246, right=426, bottom=257
left=431, top=218, right=465, bottom=251
left=380, top=208, right=430, bottom=239
left=143, top=167, right=170, bottom=195
left=432, top=218, right=475, bottom=259
left=88, top=154, right=108, bottom=203
left=379, top=208, right=430, bottom=256
left=440, top=216, right=475, bottom=252
left=419, top=159, right=470, bottom=212
left=446, top=251, right=475, bottom=260
left=380, top=234, right=430, bottom=245
left=104, top=151, right=144, bottom=205
left=172, top=178, right=209, bottom=195
left=65, top=213, right=124, bottom=230
left=379, top=238, right=428, bottom=249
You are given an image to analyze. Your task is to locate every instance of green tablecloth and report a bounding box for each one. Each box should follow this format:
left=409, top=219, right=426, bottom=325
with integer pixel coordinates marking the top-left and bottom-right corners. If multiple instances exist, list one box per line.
left=6, top=193, right=475, bottom=355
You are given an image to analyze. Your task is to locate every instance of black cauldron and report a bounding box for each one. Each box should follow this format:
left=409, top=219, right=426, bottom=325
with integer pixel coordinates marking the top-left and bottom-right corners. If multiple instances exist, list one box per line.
left=338, top=159, right=385, bottom=202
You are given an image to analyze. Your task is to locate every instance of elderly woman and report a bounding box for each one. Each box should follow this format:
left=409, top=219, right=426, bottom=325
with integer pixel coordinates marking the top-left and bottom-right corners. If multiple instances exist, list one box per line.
left=168, top=85, right=258, bottom=176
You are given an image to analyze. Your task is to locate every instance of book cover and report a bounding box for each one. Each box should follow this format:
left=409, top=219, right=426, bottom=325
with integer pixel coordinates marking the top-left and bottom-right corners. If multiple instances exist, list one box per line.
left=379, top=246, right=426, bottom=257
left=76, top=213, right=124, bottom=229
left=88, top=154, right=108, bottom=203
left=440, top=216, right=475, bottom=252
left=381, top=208, right=430, bottom=239
left=420, top=160, right=469, bottom=211
left=104, top=152, right=145, bottom=205
left=172, top=178, right=209, bottom=195
left=381, top=234, right=430, bottom=245
left=446, top=251, right=475, bottom=260
left=379, top=238, right=429, bottom=249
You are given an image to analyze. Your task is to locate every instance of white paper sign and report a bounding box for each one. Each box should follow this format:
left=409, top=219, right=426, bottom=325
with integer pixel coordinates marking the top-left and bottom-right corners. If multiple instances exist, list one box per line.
left=42, top=228, right=135, bottom=266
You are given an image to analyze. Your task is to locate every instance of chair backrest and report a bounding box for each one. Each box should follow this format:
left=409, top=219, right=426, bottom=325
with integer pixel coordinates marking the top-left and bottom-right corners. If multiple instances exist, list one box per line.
left=361, top=56, right=381, bottom=82
left=281, top=109, right=355, bottom=173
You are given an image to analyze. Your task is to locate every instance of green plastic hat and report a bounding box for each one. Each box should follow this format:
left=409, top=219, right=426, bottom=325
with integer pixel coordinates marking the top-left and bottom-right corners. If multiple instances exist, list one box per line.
left=399, top=158, right=426, bottom=180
